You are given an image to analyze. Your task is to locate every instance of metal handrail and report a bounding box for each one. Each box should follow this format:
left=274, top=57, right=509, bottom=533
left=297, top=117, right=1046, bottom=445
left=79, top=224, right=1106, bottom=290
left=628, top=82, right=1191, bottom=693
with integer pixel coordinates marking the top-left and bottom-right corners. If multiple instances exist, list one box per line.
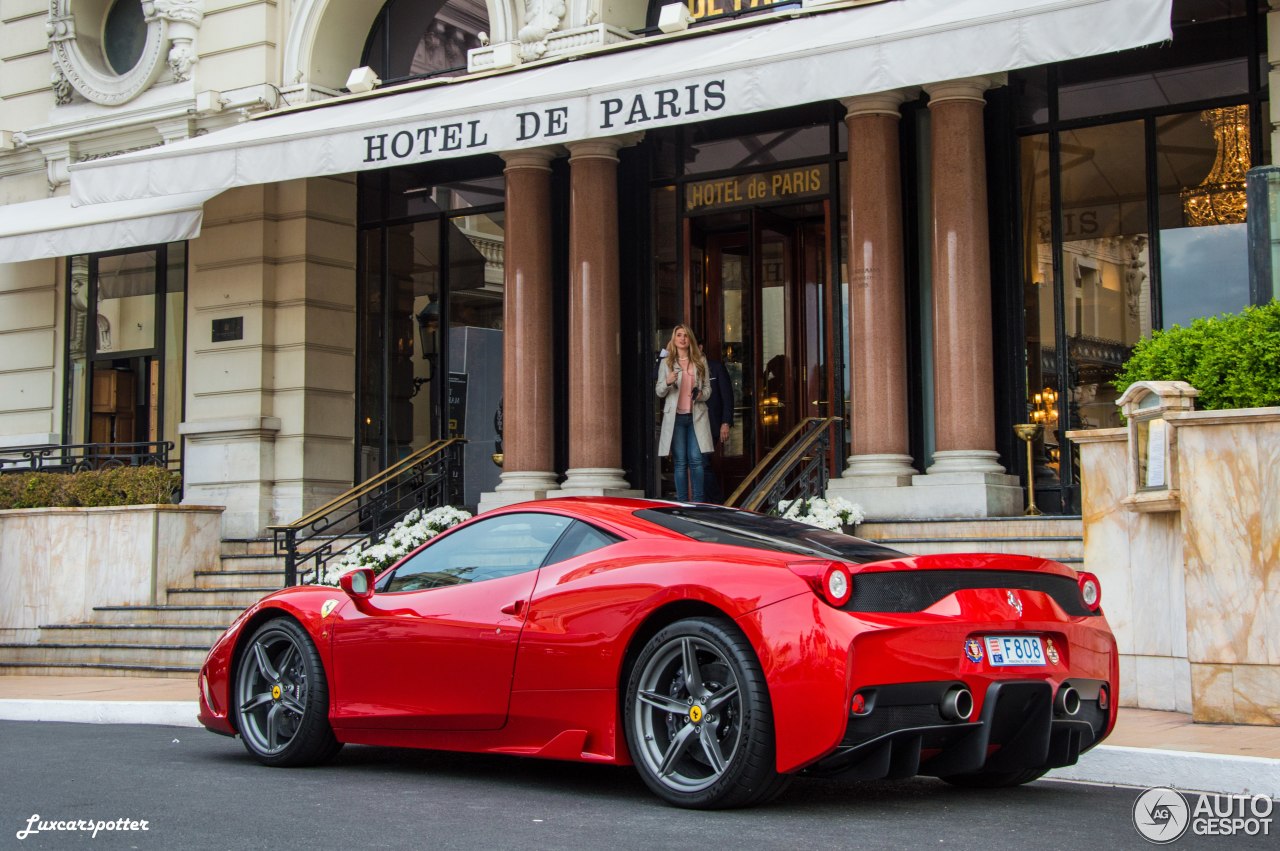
left=726, top=417, right=840, bottom=513
left=0, top=441, right=176, bottom=473
left=271, top=438, right=464, bottom=586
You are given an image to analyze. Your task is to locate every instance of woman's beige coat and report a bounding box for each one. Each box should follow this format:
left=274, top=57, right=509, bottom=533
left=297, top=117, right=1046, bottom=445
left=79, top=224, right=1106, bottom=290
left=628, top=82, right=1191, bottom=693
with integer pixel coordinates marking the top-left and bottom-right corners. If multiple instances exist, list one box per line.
left=655, top=359, right=713, bottom=456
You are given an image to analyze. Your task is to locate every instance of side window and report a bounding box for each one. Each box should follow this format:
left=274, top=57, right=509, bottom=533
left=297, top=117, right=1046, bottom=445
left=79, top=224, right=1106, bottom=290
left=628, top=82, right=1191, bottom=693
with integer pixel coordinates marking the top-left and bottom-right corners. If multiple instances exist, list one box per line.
left=543, top=520, right=623, bottom=566
left=381, top=513, right=571, bottom=593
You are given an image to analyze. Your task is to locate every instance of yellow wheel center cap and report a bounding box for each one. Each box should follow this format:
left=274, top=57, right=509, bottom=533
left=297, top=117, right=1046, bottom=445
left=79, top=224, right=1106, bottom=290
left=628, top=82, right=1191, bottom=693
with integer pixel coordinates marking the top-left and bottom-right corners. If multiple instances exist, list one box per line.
left=271, top=684, right=282, bottom=701
left=689, top=705, right=703, bottom=723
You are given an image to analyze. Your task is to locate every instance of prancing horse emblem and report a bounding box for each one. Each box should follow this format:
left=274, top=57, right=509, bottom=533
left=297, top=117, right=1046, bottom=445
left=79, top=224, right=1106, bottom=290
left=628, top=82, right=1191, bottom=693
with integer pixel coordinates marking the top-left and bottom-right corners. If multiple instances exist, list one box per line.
left=1006, top=590, right=1023, bottom=617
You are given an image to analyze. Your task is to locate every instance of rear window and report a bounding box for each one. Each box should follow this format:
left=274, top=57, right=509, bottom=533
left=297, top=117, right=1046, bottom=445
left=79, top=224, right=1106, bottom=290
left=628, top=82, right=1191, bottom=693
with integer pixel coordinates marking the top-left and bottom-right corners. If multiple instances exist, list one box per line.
left=635, top=505, right=906, bottom=564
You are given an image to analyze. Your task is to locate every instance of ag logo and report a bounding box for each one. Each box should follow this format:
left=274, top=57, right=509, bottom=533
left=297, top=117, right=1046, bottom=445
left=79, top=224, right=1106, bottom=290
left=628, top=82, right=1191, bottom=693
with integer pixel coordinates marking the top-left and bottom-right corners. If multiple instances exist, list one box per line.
left=1133, top=787, right=1190, bottom=843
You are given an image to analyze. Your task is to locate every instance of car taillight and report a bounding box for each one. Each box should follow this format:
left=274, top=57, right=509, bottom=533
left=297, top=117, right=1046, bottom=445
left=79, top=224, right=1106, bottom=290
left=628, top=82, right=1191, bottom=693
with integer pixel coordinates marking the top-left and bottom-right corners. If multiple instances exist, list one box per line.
left=788, top=561, right=853, bottom=607
left=1077, top=571, right=1102, bottom=613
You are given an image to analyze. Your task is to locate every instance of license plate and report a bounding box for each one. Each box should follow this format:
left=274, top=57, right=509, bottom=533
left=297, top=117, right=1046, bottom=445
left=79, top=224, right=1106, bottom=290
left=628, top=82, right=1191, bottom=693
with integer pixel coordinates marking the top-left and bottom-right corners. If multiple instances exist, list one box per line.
left=984, top=635, right=1045, bottom=667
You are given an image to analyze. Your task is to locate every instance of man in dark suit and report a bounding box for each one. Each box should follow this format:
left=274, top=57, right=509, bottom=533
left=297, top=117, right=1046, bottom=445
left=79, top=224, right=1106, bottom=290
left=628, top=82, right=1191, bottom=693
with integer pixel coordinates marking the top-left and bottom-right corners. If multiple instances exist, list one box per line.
left=703, top=357, right=734, bottom=503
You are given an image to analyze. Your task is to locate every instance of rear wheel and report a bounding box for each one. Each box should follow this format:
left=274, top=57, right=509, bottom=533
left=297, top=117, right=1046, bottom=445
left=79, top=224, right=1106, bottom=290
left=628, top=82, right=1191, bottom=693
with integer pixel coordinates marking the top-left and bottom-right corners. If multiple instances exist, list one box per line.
left=233, top=617, right=342, bottom=767
left=941, top=767, right=1050, bottom=788
left=624, top=617, right=789, bottom=809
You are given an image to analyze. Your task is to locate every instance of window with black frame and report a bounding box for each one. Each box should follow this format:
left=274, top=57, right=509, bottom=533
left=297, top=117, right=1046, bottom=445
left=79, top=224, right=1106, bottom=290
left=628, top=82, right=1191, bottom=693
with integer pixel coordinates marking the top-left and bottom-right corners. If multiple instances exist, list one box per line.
left=64, top=244, right=186, bottom=469
left=356, top=165, right=505, bottom=511
left=361, top=0, right=487, bottom=85
left=1010, top=0, right=1269, bottom=512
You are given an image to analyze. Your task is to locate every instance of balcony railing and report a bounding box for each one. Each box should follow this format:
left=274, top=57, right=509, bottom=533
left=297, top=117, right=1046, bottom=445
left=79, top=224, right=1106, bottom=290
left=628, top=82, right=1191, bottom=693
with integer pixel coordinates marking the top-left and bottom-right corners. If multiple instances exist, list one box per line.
left=0, top=441, right=175, bottom=474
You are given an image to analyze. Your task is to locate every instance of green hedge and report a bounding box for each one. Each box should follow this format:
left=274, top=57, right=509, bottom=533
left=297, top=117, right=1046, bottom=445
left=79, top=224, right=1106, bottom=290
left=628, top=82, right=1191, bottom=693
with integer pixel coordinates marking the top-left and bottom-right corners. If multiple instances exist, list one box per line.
left=0, top=466, right=181, bottom=510
left=1113, top=301, right=1280, bottom=411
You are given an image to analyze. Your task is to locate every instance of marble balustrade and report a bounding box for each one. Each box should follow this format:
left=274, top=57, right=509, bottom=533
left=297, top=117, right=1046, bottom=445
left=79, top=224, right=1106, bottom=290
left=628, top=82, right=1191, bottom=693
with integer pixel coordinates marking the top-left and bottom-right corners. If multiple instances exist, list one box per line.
left=0, top=504, right=223, bottom=643
left=1073, top=406, right=1280, bottom=725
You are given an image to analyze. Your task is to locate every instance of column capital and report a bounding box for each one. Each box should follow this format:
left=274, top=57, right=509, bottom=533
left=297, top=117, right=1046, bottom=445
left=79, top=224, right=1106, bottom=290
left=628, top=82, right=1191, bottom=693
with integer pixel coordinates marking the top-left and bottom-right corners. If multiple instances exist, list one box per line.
left=566, top=132, right=644, bottom=162
left=923, top=74, right=1007, bottom=107
left=841, top=90, right=913, bottom=120
left=501, top=146, right=560, bottom=171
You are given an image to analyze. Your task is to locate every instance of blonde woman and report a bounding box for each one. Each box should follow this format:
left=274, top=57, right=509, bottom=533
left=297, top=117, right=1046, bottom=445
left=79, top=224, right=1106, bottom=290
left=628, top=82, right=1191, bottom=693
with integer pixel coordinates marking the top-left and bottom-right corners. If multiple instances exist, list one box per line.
left=655, top=324, right=713, bottom=501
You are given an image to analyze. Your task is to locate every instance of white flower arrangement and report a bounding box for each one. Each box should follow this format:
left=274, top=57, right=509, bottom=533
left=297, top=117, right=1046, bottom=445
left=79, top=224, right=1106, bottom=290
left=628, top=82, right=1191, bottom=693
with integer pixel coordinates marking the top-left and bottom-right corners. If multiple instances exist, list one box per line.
left=776, top=496, right=865, bottom=532
left=316, top=505, right=472, bottom=586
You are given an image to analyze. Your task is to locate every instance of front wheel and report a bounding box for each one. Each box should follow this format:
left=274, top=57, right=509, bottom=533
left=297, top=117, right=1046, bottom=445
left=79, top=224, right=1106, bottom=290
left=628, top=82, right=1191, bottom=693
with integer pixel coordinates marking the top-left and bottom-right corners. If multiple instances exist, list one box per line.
left=233, top=617, right=342, bottom=767
left=624, top=617, right=789, bottom=809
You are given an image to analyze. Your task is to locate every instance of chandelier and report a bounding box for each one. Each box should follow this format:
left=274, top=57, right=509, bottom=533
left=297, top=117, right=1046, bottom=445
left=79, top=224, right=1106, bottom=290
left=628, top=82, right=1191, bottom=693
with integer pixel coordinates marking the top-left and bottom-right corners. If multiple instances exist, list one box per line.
left=1181, top=105, right=1250, bottom=227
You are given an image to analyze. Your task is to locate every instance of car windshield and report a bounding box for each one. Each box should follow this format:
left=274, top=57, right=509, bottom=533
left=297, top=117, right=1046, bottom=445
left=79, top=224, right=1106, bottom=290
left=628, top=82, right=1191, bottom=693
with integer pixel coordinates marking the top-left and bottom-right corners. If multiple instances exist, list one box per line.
left=635, top=505, right=907, bottom=564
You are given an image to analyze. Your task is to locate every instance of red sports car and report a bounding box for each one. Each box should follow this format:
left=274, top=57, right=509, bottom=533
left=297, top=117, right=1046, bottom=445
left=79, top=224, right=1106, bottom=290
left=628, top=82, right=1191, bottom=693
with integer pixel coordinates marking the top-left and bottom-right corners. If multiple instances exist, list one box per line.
left=197, top=497, right=1116, bottom=809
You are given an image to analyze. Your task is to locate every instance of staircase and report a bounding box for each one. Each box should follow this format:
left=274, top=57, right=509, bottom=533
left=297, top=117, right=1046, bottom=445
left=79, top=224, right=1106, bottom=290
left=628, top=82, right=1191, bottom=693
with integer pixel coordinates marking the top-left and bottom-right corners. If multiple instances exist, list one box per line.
left=855, top=516, right=1084, bottom=566
left=0, top=538, right=290, bottom=678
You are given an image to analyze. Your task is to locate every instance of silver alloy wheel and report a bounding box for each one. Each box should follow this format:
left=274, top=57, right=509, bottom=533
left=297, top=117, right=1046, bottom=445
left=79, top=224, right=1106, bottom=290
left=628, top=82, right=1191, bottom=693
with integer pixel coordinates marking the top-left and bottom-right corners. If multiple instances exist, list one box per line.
left=235, top=626, right=310, bottom=755
left=631, top=635, right=744, bottom=793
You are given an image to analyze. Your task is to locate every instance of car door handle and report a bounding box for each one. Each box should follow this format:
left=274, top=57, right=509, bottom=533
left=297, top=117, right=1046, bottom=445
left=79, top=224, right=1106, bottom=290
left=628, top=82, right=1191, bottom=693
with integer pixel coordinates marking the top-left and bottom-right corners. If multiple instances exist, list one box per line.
left=500, top=600, right=524, bottom=616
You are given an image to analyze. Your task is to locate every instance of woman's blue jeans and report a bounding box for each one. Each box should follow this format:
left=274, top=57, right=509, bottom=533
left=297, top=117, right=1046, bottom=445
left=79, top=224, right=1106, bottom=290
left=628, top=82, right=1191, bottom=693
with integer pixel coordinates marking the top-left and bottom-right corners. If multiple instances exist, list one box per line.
left=671, top=412, right=705, bottom=502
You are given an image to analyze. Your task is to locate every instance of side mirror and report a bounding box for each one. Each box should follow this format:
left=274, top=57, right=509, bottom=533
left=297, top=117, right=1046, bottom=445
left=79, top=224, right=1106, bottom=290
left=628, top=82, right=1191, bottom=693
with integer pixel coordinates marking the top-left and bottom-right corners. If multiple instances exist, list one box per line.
left=339, top=567, right=374, bottom=599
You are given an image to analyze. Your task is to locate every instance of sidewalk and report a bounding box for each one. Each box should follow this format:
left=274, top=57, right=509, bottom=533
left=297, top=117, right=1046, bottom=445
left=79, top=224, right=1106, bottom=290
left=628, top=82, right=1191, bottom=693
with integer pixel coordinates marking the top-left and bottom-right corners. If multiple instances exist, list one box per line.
left=1, top=675, right=1277, bottom=798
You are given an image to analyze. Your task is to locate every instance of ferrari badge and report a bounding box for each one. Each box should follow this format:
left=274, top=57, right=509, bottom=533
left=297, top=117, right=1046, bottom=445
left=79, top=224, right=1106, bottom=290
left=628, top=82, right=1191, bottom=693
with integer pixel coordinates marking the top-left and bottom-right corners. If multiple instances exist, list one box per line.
left=1046, top=639, right=1060, bottom=665
left=321, top=599, right=339, bottom=618
left=689, top=705, right=703, bottom=723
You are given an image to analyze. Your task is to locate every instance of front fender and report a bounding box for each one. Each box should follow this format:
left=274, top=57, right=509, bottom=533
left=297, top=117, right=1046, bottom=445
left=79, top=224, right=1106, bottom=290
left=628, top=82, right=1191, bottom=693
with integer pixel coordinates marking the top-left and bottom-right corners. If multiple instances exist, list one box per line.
left=197, top=588, right=351, bottom=735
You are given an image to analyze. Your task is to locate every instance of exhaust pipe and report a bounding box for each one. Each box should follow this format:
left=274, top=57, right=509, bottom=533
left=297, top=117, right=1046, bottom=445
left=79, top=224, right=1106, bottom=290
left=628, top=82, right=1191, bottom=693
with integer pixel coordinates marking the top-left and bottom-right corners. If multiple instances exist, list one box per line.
left=1055, top=685, right=1081, bottom=717
left=940, top=686, right=974, bottom=721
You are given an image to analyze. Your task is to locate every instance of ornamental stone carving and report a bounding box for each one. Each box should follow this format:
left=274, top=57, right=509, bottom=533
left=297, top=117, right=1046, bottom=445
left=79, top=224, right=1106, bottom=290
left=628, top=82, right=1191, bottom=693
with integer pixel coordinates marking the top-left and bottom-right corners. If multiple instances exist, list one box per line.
left=46, top=0, right=204, bottom=106
left=517, top=0, right=566, bottom=60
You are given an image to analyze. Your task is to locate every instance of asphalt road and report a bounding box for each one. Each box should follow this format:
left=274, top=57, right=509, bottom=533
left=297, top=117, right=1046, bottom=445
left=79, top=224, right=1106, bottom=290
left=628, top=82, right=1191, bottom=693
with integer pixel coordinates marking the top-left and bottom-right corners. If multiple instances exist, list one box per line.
left=0, top=721, right=1271, bottom=851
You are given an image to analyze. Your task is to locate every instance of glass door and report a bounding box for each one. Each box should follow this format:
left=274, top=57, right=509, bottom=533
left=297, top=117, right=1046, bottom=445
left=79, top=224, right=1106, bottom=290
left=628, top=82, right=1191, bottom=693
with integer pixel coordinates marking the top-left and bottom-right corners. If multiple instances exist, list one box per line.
left=695, top=203, right=835, bottom=499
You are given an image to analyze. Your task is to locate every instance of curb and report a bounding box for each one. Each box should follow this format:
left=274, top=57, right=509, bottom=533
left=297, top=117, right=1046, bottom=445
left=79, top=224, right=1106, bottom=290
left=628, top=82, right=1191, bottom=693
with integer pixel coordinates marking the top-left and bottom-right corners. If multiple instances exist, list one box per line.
left=0, top=699, right=200, bottom=728
left=1048, top=745, right=1280, bottom=799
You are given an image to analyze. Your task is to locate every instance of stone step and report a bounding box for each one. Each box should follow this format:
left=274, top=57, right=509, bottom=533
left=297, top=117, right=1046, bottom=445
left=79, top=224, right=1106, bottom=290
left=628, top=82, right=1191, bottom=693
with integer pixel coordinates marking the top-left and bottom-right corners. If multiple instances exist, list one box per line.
left=195, top=569, right=286, bottom=590
left=91, top=605, right=244, bottom=626
left=216, top=553, right=287, bottom=572
left=0, top=662, right=197, bottom=679
left=37, top=623, right=227, bottom=647
left=866, top=536, right=1084, bottom=561
left=0, top=642, right=210, bottom=668
left=164, top=587, right=277, bottom=607
left=859, top=517, right=1083, bottom=540
left=221, top=535, right=364, bottom=557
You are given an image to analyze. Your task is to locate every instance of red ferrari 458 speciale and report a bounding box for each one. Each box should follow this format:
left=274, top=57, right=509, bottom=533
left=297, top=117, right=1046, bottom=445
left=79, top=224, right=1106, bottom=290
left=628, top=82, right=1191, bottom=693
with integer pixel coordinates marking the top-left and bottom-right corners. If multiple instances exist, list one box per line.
left=197, top=496, right=1116, bottom=809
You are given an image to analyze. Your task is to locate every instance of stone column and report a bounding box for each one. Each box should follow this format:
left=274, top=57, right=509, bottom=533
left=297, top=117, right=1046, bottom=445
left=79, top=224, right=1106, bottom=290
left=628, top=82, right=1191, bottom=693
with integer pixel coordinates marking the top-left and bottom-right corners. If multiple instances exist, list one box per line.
left=916, top=76, right=1020, bottom=516
left=826, top=92, right=918, bottom=518
left=555, top=138, right=640, bottom=496
left=478, top=148, right=560, bottom=512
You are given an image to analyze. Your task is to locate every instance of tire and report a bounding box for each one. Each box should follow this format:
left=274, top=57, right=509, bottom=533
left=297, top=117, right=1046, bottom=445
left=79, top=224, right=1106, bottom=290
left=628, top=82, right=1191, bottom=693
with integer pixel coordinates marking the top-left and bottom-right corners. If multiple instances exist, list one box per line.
left=941, top=767, right=1050, bottom=788
left=624, top=617, right=790, bottom=809
left=233, top=617, right=342, bottom=767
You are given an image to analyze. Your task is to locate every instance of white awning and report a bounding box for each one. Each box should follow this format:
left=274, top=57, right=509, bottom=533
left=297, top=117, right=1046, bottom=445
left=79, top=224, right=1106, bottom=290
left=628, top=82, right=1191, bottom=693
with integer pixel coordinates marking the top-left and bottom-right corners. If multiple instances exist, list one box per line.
left=71, top=0, right=1171, bottom=206
left=0, top=191, right=214, bottom=263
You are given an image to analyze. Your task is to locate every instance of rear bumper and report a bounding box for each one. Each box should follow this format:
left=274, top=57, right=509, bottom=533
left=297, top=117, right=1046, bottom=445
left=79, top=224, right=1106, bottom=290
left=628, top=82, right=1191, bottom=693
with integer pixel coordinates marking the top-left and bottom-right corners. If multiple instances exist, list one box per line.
left=744, top=588, right=1118, bottom=774
left=805, top=678, right=1109, bottom=779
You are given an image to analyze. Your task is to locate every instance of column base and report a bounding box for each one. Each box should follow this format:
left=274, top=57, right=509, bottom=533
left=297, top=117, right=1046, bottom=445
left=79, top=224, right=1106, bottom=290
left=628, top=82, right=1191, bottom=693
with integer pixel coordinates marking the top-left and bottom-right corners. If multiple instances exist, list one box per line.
left=828, top=457, right=1022, bottom=519
left=477, top=471, right=560, bottom=513
left=840, top=453, right=917, bottom=486
left=553, top=467, right=642, bottom=498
